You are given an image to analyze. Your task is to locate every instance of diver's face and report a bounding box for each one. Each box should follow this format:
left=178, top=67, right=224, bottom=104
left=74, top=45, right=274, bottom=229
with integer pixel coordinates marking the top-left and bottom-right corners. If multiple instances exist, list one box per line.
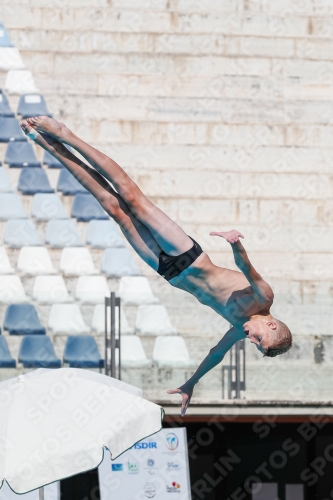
left=243, top=320, right=275, bottom=353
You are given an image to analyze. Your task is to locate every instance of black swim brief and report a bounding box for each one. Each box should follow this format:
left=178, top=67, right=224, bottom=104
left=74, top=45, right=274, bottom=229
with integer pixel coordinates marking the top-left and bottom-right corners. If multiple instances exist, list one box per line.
left=157, top=237, right=203, bottom=281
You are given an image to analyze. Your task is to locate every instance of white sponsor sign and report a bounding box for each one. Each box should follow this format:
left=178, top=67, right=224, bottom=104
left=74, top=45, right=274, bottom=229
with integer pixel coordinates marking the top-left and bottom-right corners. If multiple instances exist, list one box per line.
left=98, top=428, right=191, bottom=500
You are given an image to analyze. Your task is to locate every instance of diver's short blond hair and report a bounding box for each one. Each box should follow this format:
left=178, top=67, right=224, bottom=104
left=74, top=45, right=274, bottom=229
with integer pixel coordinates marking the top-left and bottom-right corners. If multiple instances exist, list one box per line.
left=263, top=320, right=292, bottom=358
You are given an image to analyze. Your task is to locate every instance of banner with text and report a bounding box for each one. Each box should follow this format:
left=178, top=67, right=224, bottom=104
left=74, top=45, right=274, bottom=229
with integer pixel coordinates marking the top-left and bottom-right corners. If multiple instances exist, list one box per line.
left=98, top=428, right=191, bottom=500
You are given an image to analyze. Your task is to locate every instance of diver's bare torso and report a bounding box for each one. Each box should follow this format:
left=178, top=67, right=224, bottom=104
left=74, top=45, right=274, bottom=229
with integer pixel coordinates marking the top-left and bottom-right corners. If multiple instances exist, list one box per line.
left=169, top=252, right=269, bottom=331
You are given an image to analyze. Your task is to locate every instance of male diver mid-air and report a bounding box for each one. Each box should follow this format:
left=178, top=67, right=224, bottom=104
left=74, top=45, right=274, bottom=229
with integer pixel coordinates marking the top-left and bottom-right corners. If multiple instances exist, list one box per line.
left=21, top=117, right=292, bottom=416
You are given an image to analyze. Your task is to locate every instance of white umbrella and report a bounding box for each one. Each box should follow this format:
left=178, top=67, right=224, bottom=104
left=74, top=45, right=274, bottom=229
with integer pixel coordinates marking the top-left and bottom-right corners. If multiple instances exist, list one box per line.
left=0, top=368, right=163, bottom=495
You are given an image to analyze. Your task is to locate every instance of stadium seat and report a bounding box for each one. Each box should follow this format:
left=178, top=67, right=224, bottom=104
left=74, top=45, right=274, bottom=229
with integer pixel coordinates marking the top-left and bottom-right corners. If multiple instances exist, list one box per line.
left=0, top=117, right=26, bottom=142
left=0, top=168, right=13, bottom=191
left=17, top=246, right=56, bottom=275
left=4, top=303, right=46, bottom=335
left=101, top=248, right=141, bottom=278
left=5, top=141, right=41, bottom=168
left=43, top=145, right=72, bottom=169
left=117, top=277, right=158, bottom=305
left=33, top=275, right=71, bottom=303
left=18, top=168, right=54, bottom=195
left=0, top=247, right=14, bottom=273
left=0, top=91, right=14, bottom=116
left=17, top=94, right=52, bottom=119
left=0, top=336, right=16, bottom=368
left=60, top=247, right=97, bottom=276
left=0, top=26, right=13, bottom=47
left=5, top=70, right=39, bottom=94
left=92, top=304, right=134, bottom=335
left=3, top=219, right=42, bottom=247
left=0, top=275, right=28, bottom=303
left=0, top=193, right=27, bottom=220
left=86, top=219, right=125, bottom=249
left=18, top=335, right=61, bottom=368
left=121, top=336, right=152, bottom=368
left=75, top=275, right=110, bottom=304
left=71, top=193, right=108, bottom=222
left=63, top=336, right=104, bottom=369
left=48, top=304, right=89, bottom=335
left=135, top=305, right=177, bottom=336
left=31, top=193, right=68, bottom=221
left=153, top=336, right=195, bottom=368
left=45, top=219, right=83, bottom=248
left=57, top=168, right=87, bottom=195
left=0, top=48, right=24, bottom=70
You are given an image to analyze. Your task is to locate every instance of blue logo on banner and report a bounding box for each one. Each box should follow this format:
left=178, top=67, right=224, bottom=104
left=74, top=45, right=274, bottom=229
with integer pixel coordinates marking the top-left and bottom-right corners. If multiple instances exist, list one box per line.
left=133, top=441, right=157, bottom=449
left=112, top=464, right=123, bottom=471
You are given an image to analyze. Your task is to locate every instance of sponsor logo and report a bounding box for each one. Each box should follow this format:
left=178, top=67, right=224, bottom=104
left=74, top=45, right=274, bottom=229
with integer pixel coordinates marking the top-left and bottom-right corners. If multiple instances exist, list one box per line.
left=166, top=482, right=181, bottom=493
left=127, top=459, right=139, bottom=474
left=144, top=482, right=156, bottom=498
left=166, top=461, right=181, bottom=472
left=133, top=441, right=157, bottom=449
left=165, top=433, right=179, bottom=451
left=111, top=464, right=123, bottom=472
left=147, top=459, right=155, bottom=467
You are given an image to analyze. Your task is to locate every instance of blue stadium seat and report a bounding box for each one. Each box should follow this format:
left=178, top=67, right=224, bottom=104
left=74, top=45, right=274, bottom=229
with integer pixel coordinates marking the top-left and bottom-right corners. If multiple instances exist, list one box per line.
left=0, top=336, right=16, bottom=368
left=86, top=219, right=125, bottom=249
left=4, top=304, right=46, bottom=335
left=45, top=219, right=83, bottom=248
left=0, top=117, right=26, bottom=142
left=19, top=335, right=61, bottom=368
left=0, top=168, right=13, bottom=192
left=57, top=168, right=87, bottom=195
left=18, top=168, right=54, bottom=195
left=43, top=145, right=71, bottom=169
left=0, top=91, right=14, bottom=116
left=17, top=94, right=52, bottom=119
left=101, top=248, right=141, bottom=278
left=71, top=193, right=108, bottom=222
left=64, top=336, right=104, bottom=368
left=5, top=141, right=41, bottom=168
left=0, top=193, right=27, bottom=220
left=3, top=219, right=42, bottom=247
left=0, top=26, right=13, bottom=47
left=31, top=193, right=68, bottom=221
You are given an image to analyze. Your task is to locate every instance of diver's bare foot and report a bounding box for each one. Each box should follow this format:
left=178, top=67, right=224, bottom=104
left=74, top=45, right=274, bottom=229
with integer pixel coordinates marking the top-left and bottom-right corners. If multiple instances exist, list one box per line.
left=26, top=116, right=70, bottom=142
left=21, top=120, right=40, bottom=138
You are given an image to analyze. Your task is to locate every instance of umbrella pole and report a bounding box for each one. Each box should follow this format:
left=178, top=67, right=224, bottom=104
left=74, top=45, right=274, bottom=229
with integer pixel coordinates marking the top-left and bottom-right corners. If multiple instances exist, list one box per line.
left=39, top=486, right=44, bottom=500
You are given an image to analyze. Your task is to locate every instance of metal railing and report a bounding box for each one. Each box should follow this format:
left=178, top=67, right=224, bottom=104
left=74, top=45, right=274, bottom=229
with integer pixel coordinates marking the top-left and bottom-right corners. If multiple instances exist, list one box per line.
left=222, top=339, right=246, bottom=399
left=105, top=292, right=121, bottom=379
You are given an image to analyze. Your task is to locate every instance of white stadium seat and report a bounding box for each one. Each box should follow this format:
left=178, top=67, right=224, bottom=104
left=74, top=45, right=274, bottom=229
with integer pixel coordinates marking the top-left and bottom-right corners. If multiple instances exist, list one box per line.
left=5, top=69, right=39, bottom=94
left=0, top=275, right=28, bottom=303
left=117, top=277, right=158, bottom=305
left=17, top=247, right=56, bottom=275
left=121, top=336, right=152, bottom=368
left=92, top=304, right=134, bottom=335
left=0, top=48, right=25, bottom=70
left=135, top=305, right=177, bottom=336
left=60, top=247, right=97, bottom=276
left=153, top=336, right=195, bottom=368
left=48, top=304, right=89, bottom=335
left=75, top=275, right=110, bottom=304
left=0, top=247, right=14, bottom=274
left=33, top=275, right=72, bottom=303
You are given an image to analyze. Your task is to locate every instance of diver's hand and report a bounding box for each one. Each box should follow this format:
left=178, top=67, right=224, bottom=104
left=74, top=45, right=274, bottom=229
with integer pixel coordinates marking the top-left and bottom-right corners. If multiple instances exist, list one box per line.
left=210, top=230, right=244, bottom=244
left=167, top=383, right=194, bottom=416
